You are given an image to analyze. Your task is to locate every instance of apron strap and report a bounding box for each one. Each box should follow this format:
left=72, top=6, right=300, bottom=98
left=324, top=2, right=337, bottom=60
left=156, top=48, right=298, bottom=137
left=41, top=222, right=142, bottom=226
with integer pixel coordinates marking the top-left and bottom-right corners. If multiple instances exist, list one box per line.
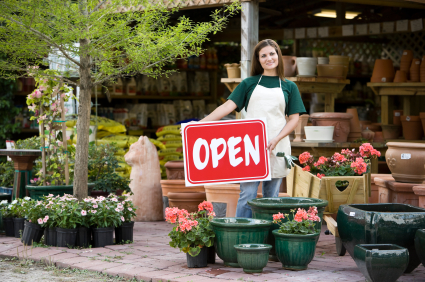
left=257, top=75, right=263, bottom=85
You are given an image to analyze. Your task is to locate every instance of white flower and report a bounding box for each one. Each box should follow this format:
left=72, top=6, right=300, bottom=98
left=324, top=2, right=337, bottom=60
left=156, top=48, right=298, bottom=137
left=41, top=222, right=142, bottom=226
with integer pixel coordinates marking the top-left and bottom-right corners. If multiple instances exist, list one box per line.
left=24, top=197, right=31, bottom=201
left=81, top=210, right=87, bottom=216
left=12, top=200, right=18, bottom=204
left=111, top=198, right=118, bottom=202
left=117, top=204, right=123, bottom=209
left=8, top=205, right=12, bottom=209
left=115, top=208, right=120, bottom=212
left=37, top=218, right=43, bottom=224
left=0, top=200, right=7, bottom=205
left=93, top=205, right=98, bottom=209
left=128, top=208, right=132, bottom=211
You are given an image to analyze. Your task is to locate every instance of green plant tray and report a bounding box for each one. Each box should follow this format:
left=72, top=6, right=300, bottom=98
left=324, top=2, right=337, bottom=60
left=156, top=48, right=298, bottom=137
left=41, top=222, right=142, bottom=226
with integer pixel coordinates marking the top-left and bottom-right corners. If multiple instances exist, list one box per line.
left=26, top=184, right=94, bottom=200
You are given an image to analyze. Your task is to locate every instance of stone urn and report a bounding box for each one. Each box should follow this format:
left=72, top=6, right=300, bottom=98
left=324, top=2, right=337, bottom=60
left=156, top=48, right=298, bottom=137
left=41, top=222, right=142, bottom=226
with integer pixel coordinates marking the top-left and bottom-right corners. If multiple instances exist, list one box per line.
left=164, top=161, right=184, bottom=180
left=309, top=112, right=353, bottom=142
left=282, top=56, right=297, bottom=77
left=371, top=59, right=395, bottom=83
left=296, top=57, right=317, bottom=77
left=385, top=142, right=425, bottom=183
left=293, top=114, right=309, bottom=142
left=401, top=115, right=424, bottom=140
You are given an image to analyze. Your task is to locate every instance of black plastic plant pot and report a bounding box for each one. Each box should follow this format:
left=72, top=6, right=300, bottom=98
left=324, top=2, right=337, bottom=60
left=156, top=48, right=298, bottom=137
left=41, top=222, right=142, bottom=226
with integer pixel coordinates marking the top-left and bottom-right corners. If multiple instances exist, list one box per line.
left=92, top=227, right=114, bottom=248
left=21, top=221, right=44, bottom=246
left=75, top=226, right=90, bottom=248
left=44, top=227, right=57, bottom=246
left=207, top=245, right=216, bottom=264
left=3, top=217, right=15, bottom=237
left=115, top=221, right=134, bottom=244
left=186, top=247, right=208, bottom=268
left=13, top=218, right=25, bottom=239
left=56, top=227, right=77, bottom=248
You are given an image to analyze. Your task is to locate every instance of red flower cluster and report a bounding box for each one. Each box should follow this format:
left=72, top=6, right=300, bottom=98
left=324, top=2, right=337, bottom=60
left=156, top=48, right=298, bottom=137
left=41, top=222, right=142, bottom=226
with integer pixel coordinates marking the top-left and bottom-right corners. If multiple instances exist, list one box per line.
left=273, top=212, right=285, bottom=221
left=317, top=173, right=325, bottom=179
left=302, top=165, right=311, bottom=172
left=165, top=207, right=189, bottom=224
left=359, top=143, right=381, bottom=159
left=198, top=201, right=215, bottom=216
left=299, top=152, right=313, bottom=164
left=332, top=152, right=347, bottom=163
left=351, top=157, right=368, bottom=175
left=178, top=217, right=198, bottom=232
left=294, top=207, right=321, bottom=222
left=314, top=156, right=328, bottom=167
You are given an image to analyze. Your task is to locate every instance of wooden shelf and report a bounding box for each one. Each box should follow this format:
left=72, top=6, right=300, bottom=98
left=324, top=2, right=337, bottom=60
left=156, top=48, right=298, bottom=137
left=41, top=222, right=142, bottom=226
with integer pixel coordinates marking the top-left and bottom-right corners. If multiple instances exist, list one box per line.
left=20, top=128, right=39, bottom=133
left=92, top=95, right=211, bottom=100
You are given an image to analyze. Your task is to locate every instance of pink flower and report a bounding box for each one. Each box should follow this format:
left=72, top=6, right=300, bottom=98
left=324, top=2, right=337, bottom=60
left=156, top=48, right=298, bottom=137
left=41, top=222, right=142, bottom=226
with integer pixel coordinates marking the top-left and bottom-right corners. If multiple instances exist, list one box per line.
left=273, top=212, right=285, bottom=221
left=314, top=156, right=328, bottom=167
left=43, top=218, right=48, bottom=223
left=81, top=210, right=87, bottom=216
left=93, top=205, right=98, bottom=209
left=299, top=152, right=313, bottom=164
left=37, top=218, right=43, bottom=224
left=111, top=198, right=118, bottom=202
left=121, top=216, right=125, bottom=222
left=317, top=173, right=325, bottom=179
left=91, top=210, right=97, bottom=214
left=332, top=153, right=347, bottom=162
left=351, top=157, right=368, bottom=175
left=44, top=215, right=49, bottom=220
left=302, top=165, right=311, bottom=172
left=198, top=201, right=213, bottom=213
left=115, top=208, right=120, bottom=212
left=128, top=208, right=132, bottom=211
left=294, top=208, right=308, bottom=222
left=117, top=204, right=123, bottom=209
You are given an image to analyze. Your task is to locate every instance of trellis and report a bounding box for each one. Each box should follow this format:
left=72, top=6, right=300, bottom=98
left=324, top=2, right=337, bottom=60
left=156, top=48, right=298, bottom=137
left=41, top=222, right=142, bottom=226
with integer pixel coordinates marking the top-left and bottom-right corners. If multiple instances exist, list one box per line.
left=381, top=31, right=425, bottom=67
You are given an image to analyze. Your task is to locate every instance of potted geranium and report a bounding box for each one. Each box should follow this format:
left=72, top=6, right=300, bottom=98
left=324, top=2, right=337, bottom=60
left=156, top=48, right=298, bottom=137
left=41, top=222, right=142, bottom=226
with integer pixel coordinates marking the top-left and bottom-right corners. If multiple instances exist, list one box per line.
left=86, top=194, right=124, bottom=247
left=165, top=201, right=215, bottom=268
left=88, top=143, right=131, bottom=197
left=272, top=207, right=321, bottom=270
left=115, top=194, right=137, bottom=244
left=0, top=199, right=14, bottom=236
left=21, top=198, right=47, bottom=245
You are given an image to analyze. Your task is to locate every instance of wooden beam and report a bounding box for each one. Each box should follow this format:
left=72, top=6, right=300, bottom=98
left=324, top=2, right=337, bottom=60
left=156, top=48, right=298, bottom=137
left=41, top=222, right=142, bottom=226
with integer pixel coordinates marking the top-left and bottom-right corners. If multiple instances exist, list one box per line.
left=241, top=0, right=259, bottom=79
left=330, top=0, right=425, bottom=9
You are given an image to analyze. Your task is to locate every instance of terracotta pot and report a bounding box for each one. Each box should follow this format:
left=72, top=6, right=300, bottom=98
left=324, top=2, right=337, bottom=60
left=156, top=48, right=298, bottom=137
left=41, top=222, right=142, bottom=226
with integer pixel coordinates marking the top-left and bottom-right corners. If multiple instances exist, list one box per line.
left=401, top=116, right=424, bottom=140
left=394, top=70, right=407, bottom=83
left=204, top=184, right=240, bottom=217
left=361, top=128, right=375, bottom=143
left=386, top=142, right=425, bottom=183
left=393, top=110, right=403, bottom=126
left=160, top=180, right=205, bottom=197
left=168, top=192, right=206, bottom=213
left=413, top=185, right=425, bottom=209
left=309, top=112, right=353, bottom=142
left=317, top=57, right=329, bottom=65
left=359, top=120, right=372, bottom=130
left=400, top=50, right=413, bottom=79
left=371, top=59, right=395, bottom=83
left=381, top=124, right=402, bottom=140
left=420, top=56, right=425, bottom=82
left=297, top=57, right=318, bottom=77
left=165, top=161, right=184, bottom=180
left=224, top=63, right=241, bottom=78
left=328, top=55, right=349, bottom=77
left=282, top=56, right=297, bottom=77
left=410, top=59, right=421, bottom=82
left=387, top=181, right=420, bottom=206
left=373, top=131, right=384, bottom=143
left=346, top=108, right=361, bottom=132
left=317, top=64, right=346, bottom=79
left=293, top=114, right=309, bottom=142
left=420, top=113, right=425, bottom=134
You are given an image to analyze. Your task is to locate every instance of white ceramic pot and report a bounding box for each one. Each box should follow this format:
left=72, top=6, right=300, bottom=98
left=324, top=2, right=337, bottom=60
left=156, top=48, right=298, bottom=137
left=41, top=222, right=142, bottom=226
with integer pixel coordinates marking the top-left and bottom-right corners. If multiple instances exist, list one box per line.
left=304, top=126, right=334, bottom=141
left=297, top=57, right=318, bottom=77
left=89, top=125, right=97, bottom=142
left=318, top=57, right=329, bottom=65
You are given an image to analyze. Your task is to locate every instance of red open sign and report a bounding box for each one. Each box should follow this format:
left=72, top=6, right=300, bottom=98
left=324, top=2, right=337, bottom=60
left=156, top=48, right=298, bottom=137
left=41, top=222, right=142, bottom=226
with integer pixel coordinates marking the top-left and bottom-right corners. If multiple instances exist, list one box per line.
left=182, top=119, right=271, bottom=186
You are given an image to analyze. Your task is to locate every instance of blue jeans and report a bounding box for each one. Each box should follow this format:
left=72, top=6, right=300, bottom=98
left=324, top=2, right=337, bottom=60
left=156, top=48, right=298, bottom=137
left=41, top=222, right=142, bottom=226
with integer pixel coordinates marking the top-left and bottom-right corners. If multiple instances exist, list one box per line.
left=235, top=178, right=283, bottom=218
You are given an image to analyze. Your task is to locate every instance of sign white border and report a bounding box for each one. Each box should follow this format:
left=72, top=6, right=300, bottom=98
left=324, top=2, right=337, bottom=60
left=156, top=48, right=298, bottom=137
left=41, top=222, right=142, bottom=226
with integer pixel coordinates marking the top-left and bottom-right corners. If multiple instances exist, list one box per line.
left=181, top=118, right=271, bottom=187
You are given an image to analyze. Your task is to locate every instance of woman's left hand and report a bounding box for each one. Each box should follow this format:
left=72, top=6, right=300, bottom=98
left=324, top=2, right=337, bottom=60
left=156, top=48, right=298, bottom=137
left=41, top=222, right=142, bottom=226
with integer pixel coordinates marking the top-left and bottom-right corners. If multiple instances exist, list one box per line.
left=266, top=137, right=280, bottom=151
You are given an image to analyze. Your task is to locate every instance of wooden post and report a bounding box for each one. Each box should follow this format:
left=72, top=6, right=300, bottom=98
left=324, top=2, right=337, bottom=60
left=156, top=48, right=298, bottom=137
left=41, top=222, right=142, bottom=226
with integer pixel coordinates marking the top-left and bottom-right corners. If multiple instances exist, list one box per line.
left=60, top=96, right=69, bottom=185
left=241, top=0, right=259, bottom=79
left=40, top=103, right=46, bottom=185
left=380, top=95, right=389, bottom=125
left=403, top=96, right=411, bottom=116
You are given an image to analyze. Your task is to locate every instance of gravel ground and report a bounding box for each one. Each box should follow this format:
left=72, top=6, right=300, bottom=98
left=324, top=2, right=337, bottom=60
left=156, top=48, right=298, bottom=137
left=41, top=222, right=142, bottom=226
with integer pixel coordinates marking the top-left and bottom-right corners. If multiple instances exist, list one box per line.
left=0, top=257, right=138, bottom=282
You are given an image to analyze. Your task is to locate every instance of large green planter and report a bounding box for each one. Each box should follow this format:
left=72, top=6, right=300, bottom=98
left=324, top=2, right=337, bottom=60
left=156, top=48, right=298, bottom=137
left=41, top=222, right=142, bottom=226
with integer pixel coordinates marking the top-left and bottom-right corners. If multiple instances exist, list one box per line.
left=353, top=244, right=408, bottom=282
left=248, top=197, right=328, bottom=261
left=26, top=183, right=95, bottom=200
left=337, top=203, right=425, bottom=273
left=234, top=244, right=272, bottom=273
left=272, top=230, right=319, bottom=270
left=414, top=229, right=425, bottom=268
left=210, top=218, right=272, bottom=267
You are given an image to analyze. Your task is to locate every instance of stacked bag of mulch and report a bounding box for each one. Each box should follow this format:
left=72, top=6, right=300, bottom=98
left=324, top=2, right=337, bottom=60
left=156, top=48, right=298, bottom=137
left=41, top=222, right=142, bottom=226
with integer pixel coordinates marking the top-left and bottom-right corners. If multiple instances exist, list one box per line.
left=155, top=125, right=183, bottom=179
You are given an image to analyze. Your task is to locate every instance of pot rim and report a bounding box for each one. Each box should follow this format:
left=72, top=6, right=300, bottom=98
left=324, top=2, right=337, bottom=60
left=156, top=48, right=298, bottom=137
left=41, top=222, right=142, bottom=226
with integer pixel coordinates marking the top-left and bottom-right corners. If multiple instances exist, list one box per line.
left=272, top=229, right=320, bottom=238
left=248, top=197, right=328, bottom=209
left=310, top=112, right=353, bottom=119
left=341, top=203, right=425, bottom=214
left=234, top=243, right=272, bottom=251
left=210, top=217, right=272, bottom=228
left=355, top=244, right=407, bottom=252
left=386, top=142, right=425, bottom=149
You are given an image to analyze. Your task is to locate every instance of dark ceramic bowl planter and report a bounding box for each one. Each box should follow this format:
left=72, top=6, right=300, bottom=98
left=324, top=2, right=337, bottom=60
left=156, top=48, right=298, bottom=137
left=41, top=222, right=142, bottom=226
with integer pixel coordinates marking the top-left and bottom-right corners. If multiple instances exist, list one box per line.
left=187, top=246, right=208, bottom=268
left=272, top=230, right=319, bottom=270
left=210, top=218, right=272, bottom=267
left=248, top=197, right=328, bottom=261
left=115, top=221, right=134, bottom=244
left=13, top=218, right=25, bottom=238
left=44, top=227, right=57, bottom=246
left=3, top=217, right=15, bottom=237
left=354, top=244, right=409, bottom=282
left=56, top=227, right=77, bottom=248
left=337, top=203, right=425, bottom=273
left=21, top=221, right=44, bottom=246
left=75, top=226, right=91, bottom=248
left=415, top=229, right=425, bottom=267
left=92, top=226, right=114, bottom=247
left=207, top=245, right=216, bottom=264
left=234, top=244, right=272, bottom=273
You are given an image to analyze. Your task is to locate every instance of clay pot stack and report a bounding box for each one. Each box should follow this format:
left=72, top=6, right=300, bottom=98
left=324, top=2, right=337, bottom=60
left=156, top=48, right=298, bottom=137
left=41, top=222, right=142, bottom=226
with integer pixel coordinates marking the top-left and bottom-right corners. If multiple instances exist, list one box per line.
left=309, top=112, right=353, bottom=142
left=282, top=56, right=297, bottom=77
left=346, top=108, right=362, bottom=142
left=329, top=55, right=349, bottom=78
left=371, top=59, right=395, bottom=83
left=410, top=59, right=421, bottom=82
left=224, top=63, right=241, bottom=78
left=400, top=50, right=413, bottom=80
left=393, top=70, right=407, bottom=83
left=400, top=115, right=424, bottom=140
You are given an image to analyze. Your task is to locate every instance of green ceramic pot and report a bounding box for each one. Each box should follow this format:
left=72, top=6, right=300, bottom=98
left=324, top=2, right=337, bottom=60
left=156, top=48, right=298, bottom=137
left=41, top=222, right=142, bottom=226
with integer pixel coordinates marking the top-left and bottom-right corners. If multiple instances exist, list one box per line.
left=248, top=197, right=328, bottom=261
left=337, top=203, right=425, bottom=273
left=210, top=218, right=272, bottom=267
left=26, top=183, right=95, bottom=200
left=272, top=230, right=319, bottom=270
left=234, top=244, right=272, bottom=273
left=354, top=244, right=409, bottom=282
left=414, top=229, right=425, bottom=267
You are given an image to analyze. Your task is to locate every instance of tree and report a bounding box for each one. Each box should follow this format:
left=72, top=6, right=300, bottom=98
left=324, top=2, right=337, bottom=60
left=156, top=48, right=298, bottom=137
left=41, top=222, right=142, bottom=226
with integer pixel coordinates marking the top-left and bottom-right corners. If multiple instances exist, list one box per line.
left=0, top=0, right=240, bottom=199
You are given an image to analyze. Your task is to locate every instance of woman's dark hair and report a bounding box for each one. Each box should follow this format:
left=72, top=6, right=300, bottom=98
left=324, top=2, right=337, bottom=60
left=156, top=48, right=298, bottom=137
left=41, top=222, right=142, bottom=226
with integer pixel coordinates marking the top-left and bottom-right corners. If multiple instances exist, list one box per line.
left=250, top=39, right=285, bottom=80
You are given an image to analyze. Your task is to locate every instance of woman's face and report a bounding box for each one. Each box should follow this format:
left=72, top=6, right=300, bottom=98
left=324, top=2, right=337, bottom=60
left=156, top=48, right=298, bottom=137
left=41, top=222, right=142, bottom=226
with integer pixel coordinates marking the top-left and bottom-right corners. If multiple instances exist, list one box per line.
left=258, top=46, right=279, bottom=71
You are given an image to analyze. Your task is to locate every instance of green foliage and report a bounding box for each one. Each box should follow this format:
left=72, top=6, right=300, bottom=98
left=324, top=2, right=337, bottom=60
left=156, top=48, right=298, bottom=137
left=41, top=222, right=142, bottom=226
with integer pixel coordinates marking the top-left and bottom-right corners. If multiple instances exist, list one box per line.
left=88, top=143, right=130, bottom=193
left=121, top=198, right=137, bottom=222
left=0, top=73, right=20, bottom=152
left=15, top=136, right=41, bottom=150
left=85, top=194, right=126, bottom=228
left=0, top=199, right=13, bottom=217
left=8, top=197, right=31, bottom=218
left=0, top=161, right=15, bottom=187
left=274, top=208, right=318, bottom=235
left=23, top=198, right=48, bottom=224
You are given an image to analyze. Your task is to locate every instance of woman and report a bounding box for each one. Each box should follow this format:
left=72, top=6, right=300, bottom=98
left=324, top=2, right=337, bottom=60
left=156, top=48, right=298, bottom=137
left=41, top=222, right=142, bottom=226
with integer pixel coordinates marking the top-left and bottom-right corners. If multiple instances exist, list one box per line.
left=199, top=39, right=306, bottom=218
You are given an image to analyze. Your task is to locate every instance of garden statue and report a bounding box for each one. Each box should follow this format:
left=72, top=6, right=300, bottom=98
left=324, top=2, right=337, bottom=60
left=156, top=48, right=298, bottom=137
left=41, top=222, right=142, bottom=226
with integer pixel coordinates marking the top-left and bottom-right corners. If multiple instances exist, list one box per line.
left=125, top=136, right=163, bottom=221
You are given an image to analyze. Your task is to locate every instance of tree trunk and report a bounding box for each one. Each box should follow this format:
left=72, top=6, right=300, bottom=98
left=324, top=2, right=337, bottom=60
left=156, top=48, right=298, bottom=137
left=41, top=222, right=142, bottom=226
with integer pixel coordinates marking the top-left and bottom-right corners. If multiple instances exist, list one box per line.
left=73, top=38, right=92, bottom=200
